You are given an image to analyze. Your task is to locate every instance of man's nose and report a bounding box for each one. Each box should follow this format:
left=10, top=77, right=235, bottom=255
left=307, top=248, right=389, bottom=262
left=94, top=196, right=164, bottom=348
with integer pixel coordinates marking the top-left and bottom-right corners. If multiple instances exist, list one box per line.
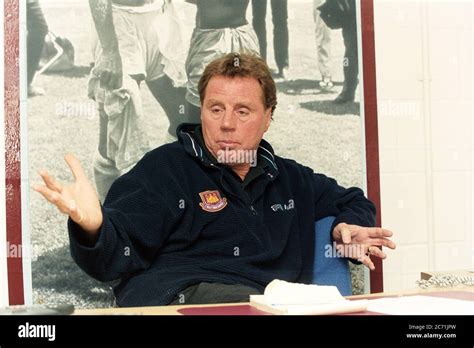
left=220, top=109, right=237, bottom=131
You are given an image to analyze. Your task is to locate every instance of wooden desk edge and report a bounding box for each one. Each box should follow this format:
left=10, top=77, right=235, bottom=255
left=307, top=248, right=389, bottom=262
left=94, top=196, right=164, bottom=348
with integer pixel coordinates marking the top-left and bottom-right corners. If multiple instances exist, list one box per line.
left=73, top=286, right=473, bottom=315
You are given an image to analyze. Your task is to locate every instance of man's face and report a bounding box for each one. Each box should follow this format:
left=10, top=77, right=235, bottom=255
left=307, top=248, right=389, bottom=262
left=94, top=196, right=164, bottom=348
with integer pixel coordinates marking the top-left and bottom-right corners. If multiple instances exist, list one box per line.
left=201, top=75, right=272, bottom=167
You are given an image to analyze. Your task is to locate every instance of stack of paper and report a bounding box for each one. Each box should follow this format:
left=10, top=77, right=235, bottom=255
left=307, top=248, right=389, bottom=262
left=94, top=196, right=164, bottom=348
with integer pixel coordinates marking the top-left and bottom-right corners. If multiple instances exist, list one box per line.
left=249, top=279, right=368, bottom=315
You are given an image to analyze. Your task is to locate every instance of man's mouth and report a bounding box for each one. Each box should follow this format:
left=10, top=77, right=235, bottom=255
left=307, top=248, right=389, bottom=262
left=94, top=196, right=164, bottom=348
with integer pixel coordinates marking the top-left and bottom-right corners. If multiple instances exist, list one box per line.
left=217, top=141, right=239, bottom=149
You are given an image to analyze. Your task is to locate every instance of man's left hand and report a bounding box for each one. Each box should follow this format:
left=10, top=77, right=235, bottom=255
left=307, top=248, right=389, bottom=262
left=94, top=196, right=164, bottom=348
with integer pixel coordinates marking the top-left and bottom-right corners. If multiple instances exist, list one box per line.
left=332, top=223, right=396, bottom=270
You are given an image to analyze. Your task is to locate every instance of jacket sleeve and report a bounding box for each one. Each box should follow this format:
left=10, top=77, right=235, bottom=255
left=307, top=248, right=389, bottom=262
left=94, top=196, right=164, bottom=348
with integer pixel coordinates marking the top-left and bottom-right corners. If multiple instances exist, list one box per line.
left=313, top=173, right=376, bottom=230
left=68, top=153, right=181, bottom=282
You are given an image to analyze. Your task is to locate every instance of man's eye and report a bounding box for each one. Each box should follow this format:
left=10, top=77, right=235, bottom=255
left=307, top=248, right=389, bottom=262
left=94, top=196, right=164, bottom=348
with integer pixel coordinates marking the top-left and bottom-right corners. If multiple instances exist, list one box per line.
left=211, top=107, right=223, bottom=113
left=237, top=109, right=249, bottom=117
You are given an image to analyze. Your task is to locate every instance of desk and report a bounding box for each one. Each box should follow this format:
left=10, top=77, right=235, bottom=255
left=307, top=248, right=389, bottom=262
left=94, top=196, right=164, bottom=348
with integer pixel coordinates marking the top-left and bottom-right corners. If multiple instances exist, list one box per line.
left=74, top=286, right=473, bottom=315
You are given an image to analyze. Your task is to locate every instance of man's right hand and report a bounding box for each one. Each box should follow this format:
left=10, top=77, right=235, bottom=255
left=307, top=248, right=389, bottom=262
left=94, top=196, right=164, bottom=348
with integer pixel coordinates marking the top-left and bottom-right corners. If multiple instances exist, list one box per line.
left=94, top=50, right=123, bottom=90
left=33, top=154, right=103, bottom=240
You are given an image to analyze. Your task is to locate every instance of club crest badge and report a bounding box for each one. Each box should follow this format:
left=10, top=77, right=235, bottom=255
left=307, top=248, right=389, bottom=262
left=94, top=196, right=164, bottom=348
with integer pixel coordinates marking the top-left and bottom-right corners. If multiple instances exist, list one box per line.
left=199, top=190, right=228, bottom=212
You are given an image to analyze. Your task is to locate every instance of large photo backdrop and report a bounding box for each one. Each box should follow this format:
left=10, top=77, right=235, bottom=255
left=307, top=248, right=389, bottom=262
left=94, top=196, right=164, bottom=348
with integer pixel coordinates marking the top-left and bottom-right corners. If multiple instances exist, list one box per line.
left=12, top=0, right=374, bottom=308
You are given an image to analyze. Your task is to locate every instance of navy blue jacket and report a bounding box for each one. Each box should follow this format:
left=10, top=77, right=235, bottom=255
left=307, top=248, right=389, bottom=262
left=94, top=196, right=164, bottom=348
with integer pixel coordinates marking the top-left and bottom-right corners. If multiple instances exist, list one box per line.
left=68, top=124, right=375, bottom=306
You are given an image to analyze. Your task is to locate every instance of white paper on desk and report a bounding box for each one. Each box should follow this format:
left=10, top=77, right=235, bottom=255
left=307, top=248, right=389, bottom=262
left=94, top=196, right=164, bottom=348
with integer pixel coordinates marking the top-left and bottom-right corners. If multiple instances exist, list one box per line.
left=263, top=279, right=345, bottom=304
left=367, top=295, right=474, bottom=315
left=249, top=279, right=368, bottom=315
left=250, top=295, right=368, bottom=315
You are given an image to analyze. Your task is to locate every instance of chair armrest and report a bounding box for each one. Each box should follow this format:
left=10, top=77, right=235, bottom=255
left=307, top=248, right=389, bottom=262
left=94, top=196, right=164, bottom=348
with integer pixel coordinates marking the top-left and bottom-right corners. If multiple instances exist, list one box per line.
left=312, top=216, right=352, bottom=296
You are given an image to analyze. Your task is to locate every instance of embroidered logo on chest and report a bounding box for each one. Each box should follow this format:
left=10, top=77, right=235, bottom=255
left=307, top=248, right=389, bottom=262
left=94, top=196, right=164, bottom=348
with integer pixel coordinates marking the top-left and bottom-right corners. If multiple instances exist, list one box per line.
left=199, top=190, right=228, bottom=212
left=271, top=199, right=295, bottom=212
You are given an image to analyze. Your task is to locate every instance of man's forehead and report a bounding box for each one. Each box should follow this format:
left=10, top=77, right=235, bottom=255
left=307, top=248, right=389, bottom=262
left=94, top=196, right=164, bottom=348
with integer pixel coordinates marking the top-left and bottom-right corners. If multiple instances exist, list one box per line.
left=205, top=75, right=263, bottom=99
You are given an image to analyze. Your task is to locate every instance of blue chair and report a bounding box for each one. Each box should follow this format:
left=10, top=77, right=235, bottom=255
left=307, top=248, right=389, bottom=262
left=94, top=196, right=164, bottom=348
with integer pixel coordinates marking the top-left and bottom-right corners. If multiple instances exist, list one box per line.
left=312, top=216, right=352, bottom=296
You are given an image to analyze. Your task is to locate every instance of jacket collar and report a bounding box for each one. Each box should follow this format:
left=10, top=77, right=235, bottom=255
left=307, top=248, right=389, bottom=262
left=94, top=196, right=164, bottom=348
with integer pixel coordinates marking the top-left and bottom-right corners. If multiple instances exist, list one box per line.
left=177, top=123, right=279, bottom=178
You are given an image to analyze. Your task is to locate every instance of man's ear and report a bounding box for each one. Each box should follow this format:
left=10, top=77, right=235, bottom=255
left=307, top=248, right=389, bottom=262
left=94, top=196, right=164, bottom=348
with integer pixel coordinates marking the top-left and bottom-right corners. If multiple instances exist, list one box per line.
left=263, top=108, right=272, bottom=132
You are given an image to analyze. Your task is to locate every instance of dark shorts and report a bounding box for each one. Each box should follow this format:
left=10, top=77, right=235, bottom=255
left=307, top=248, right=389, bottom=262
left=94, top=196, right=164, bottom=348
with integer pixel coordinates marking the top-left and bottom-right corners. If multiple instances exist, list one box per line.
left=170, top=282, right=261, bottom=305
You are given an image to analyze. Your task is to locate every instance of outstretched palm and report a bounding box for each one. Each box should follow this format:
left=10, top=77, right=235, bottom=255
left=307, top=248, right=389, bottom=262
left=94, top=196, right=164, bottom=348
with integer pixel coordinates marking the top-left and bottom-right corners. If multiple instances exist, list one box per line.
left=33, top=154, right=103, bottom=236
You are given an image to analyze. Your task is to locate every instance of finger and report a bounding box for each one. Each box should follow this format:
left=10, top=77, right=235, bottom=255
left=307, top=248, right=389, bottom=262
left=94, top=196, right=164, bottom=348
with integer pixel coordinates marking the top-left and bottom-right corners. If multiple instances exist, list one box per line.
left=337, top=224, right=352, bottom=244
left=64, top=154, right=86, bottom=181
left=33, top=185, right=71, bottom=214
left=369, top=238, right=397, bottom=250
left=368, top=227, right=393, bottom=238
left=34, top=185, right=84, bottom=222
left=67, top=200, right=86, bottom=225
left=341, top=229, right=352, bottom=244
left=358, top=254, right=375, bottom=271
left=367, top=246, right=387, bottom=259
left=39, top=170, right=63, bottom=193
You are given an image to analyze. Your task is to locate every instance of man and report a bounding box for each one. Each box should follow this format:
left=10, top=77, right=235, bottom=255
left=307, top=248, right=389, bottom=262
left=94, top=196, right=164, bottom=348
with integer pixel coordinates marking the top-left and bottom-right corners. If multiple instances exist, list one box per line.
left=27, top=0, right=49, bottom=97
left=89, top=0, right=188, bottom=201
left=34, top=53, right=395, bottom=307
left=251, top=0, right=289, bottom=79
left=184, top=0, right=260, bottom=121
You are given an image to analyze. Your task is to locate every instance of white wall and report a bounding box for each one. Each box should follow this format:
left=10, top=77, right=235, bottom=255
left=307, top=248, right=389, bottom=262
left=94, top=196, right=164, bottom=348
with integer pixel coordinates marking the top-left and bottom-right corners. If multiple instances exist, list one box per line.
left=374, top=0, right=473, bottom=292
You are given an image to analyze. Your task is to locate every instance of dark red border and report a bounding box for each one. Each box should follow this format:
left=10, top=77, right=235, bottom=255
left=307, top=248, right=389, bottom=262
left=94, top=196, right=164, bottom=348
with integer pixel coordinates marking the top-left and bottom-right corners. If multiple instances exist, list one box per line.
left=360, top=0, right=383, bottom=293
left=4, top=0, right=24, bottom=305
